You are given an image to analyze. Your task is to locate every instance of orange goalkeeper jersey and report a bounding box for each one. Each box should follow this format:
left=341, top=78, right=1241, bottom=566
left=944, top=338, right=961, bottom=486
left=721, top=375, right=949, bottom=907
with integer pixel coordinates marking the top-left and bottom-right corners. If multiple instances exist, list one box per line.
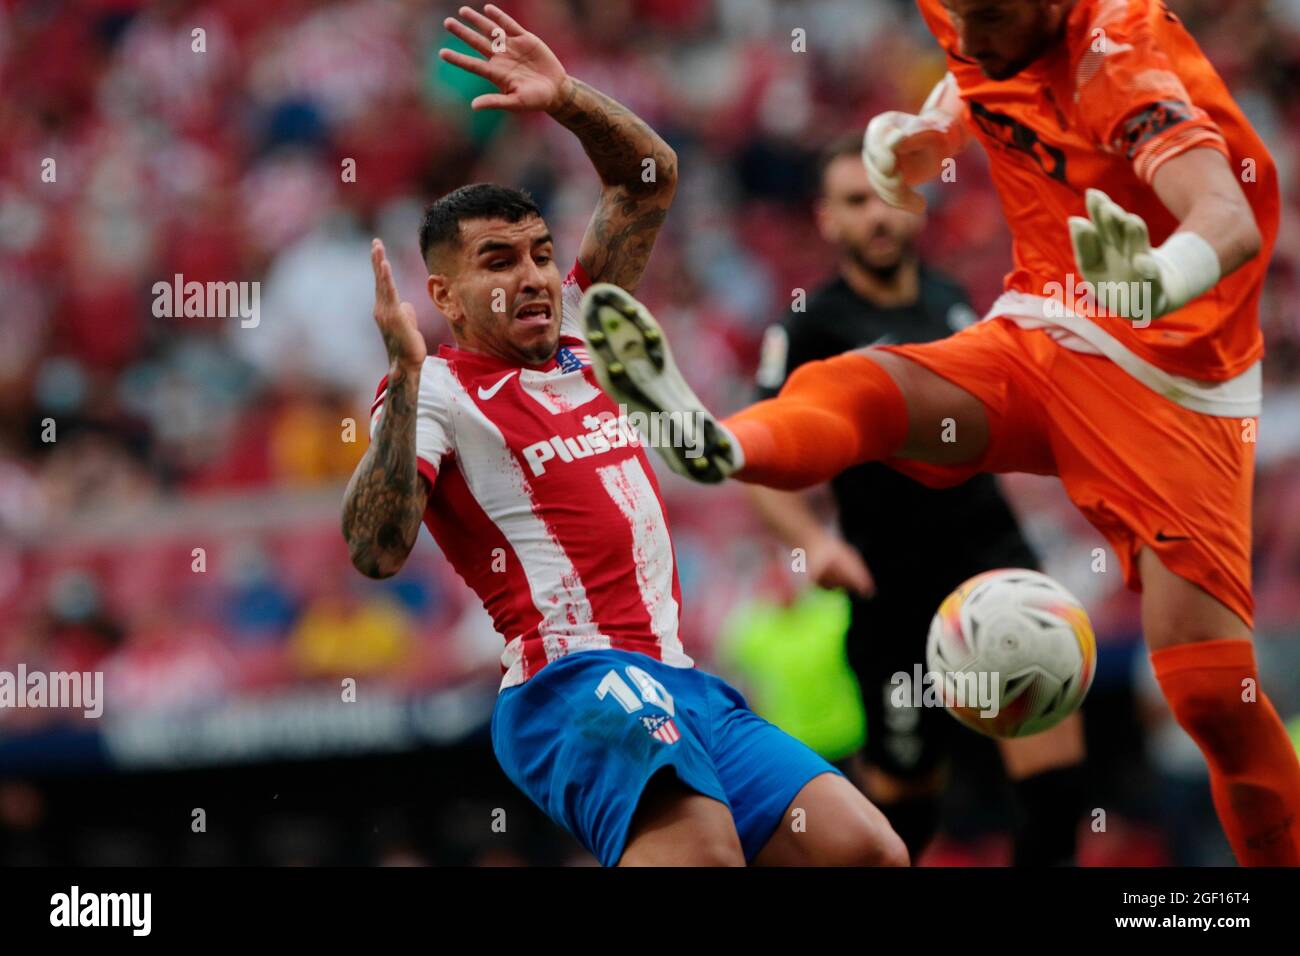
left=915, top=0, right=1279, bottom=382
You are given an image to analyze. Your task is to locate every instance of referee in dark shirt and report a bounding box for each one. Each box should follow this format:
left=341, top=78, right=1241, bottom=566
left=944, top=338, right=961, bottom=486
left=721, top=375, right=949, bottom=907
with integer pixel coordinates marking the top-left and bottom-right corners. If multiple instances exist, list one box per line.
left=748, top=134, right=1087, bottom=866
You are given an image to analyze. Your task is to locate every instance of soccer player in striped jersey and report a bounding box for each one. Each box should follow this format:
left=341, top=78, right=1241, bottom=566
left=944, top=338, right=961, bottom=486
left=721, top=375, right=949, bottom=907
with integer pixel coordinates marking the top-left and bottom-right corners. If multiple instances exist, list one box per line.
left=342, top=4, right=907, bottom=867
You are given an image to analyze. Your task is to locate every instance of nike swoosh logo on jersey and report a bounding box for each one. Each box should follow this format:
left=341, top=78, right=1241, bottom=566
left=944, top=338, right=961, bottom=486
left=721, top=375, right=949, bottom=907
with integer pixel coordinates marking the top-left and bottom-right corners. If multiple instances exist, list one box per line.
left=477, top=370, right=518, bottom=400
left=1154, top=530, right=1192, bottom=542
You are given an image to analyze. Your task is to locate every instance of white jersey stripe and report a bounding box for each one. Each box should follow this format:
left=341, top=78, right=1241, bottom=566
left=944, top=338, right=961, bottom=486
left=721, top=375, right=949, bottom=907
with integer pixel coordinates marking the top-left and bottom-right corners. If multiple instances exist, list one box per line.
left=442, top=372, right=612, bottom=672
left=596, top=457, right=690, bottom=665
left=518, top=364, right=604, bottom=415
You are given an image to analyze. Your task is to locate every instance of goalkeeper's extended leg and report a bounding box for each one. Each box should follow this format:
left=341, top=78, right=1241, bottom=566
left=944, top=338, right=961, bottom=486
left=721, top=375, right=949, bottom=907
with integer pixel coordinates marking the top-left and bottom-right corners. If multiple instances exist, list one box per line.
left=581, top=282, right=989, bottom=487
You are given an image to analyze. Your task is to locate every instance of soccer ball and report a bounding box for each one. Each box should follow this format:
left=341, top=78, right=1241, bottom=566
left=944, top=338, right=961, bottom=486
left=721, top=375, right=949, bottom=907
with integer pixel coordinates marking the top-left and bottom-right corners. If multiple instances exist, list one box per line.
left=926, top=569, right=1096, bottom=738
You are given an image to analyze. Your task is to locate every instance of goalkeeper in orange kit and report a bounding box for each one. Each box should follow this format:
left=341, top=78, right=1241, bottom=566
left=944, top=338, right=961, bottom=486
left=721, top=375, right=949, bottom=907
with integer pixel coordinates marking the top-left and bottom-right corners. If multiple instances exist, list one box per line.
left=580, top=0, right=1300, bottom=865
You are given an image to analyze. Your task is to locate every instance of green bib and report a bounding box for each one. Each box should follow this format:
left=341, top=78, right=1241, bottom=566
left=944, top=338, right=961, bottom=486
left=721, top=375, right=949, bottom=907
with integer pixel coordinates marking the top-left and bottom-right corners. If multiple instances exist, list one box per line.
left=719, top=588, right=866, bottom=762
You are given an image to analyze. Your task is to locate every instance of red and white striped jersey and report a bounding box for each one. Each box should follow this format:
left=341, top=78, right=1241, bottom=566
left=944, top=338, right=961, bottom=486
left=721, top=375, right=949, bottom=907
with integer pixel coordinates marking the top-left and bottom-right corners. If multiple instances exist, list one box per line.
left=369, top=263, right=691, bottom=689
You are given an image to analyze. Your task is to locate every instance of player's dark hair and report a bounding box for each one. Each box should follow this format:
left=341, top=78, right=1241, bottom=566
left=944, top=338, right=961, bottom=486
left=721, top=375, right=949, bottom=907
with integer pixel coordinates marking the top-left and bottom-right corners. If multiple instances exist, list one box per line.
left=816, top=132, right=867, bottom=195
left=419, top=183, right=543, bottom=266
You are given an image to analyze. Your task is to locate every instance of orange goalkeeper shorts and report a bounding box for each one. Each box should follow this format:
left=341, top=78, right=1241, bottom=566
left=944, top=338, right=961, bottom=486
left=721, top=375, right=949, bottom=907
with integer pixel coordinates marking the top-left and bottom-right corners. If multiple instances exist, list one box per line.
left=876, top=316, right=1256, bottom=628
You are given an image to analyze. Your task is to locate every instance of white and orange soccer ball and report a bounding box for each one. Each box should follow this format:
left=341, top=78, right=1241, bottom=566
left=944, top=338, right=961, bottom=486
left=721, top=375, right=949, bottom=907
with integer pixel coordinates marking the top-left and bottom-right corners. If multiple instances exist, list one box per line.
left=926, top=569, right=1097, bottom=738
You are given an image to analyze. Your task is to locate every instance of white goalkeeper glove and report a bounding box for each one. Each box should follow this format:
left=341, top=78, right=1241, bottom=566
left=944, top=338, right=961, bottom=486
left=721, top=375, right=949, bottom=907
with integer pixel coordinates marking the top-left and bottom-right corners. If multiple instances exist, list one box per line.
left=862, top=74, right=966, bottom=214
left=1067, top=188, right=1221, bottom=323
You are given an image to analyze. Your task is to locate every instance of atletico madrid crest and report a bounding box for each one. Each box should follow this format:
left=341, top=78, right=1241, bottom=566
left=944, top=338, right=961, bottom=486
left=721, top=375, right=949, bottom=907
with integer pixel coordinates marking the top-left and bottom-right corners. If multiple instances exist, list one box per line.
left=639, top=713, right=680, bottom=745
left=556, top=345, right=586, bottom=371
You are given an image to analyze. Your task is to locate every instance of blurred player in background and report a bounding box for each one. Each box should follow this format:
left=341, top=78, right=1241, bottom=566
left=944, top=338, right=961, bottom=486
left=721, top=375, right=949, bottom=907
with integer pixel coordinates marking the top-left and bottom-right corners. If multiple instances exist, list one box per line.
left=747, top=134, right=1086, bottom=865
left=583, top=0, right=1300, bottom=864
left=342, top=5, right=906, bottom=867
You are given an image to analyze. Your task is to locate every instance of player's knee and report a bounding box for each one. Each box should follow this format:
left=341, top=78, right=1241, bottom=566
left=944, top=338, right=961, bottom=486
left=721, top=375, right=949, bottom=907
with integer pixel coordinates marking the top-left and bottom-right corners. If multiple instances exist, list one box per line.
left=622, top=775, right=746, bottom=866
left=1144, top=617, right=1219, bottom=651
left=644, top=817, right=745, bottom=866
left=1138, top=550, right=1252, bottom=649
left=850, top=818, right=911, bottom=868
left=828, top=808, right=911, bottom=867
left=619, top=822, right=745, bottom=866
left=689, top=831, right=747, bottom=867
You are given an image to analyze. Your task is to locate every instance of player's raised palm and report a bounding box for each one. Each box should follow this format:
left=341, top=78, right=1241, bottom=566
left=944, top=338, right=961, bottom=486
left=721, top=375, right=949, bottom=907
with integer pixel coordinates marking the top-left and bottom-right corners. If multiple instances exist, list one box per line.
left=1068, top=188, right=1167, bottom=320
left=440, top=5, right=569, bottom=114
left=370, top=239, right=425, bottom=373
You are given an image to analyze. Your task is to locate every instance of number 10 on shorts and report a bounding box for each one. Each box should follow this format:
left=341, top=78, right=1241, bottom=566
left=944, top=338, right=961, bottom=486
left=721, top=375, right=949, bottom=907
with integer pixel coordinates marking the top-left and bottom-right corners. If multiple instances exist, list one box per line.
left=595, top=666, right=675, bottom=716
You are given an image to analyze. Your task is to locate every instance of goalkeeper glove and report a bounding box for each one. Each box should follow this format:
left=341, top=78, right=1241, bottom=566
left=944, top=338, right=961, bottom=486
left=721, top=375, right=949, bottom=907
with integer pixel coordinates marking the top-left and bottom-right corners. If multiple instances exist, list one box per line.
left=862, top=74, right=967, bottom=214
left=1067, top=188, right=1220, bottom=323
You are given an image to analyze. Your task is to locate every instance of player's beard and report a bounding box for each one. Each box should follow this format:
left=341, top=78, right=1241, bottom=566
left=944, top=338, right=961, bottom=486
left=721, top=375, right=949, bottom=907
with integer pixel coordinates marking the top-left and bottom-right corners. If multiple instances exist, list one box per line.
left=518, top=335, right=559, bottom=365
left=509, top=316, right=561, bottom=365
left=847, top=237, right=914, bottom=283
left=980, top=51, right=1038, bottom=80
left=979, top=7, right=1061, bottom=79
left=459, top=310, right=559, bottom=366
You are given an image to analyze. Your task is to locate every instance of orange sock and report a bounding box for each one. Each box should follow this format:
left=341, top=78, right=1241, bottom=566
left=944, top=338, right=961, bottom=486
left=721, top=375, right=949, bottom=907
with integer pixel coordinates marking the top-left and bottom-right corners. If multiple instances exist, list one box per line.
left=1152, top=638, right=1300, bottom=865
left=723, top=352, right=908, bottom=490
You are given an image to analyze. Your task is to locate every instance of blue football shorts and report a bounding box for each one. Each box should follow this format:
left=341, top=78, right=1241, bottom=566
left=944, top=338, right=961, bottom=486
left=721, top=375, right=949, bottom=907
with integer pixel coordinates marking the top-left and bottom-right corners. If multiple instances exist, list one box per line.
left=491, top=648, right=841, bottom=866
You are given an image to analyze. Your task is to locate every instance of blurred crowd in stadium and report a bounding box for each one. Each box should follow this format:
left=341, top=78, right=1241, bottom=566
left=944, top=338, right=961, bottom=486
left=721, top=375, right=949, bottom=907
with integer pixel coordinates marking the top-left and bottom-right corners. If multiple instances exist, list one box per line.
left=1, top=0, right=1299, bottom=865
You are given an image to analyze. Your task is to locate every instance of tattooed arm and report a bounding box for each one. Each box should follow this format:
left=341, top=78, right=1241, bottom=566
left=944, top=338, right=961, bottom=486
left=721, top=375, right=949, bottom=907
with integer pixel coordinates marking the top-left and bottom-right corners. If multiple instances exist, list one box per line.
left=440, top=4, right=677, bottom=291
left=342, top=239, right=430, bottom=579
left=552, top=78, right=677, bottom=292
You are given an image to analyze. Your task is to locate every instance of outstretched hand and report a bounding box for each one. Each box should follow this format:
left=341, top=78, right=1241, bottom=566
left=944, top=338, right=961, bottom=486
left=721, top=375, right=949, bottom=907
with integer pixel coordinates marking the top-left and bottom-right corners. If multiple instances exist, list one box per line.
left=370, top=239, right=425, bottom=373
left=440, top=4, right=571, bottom=114
left=1068, top=188, right=1166, bottom=321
